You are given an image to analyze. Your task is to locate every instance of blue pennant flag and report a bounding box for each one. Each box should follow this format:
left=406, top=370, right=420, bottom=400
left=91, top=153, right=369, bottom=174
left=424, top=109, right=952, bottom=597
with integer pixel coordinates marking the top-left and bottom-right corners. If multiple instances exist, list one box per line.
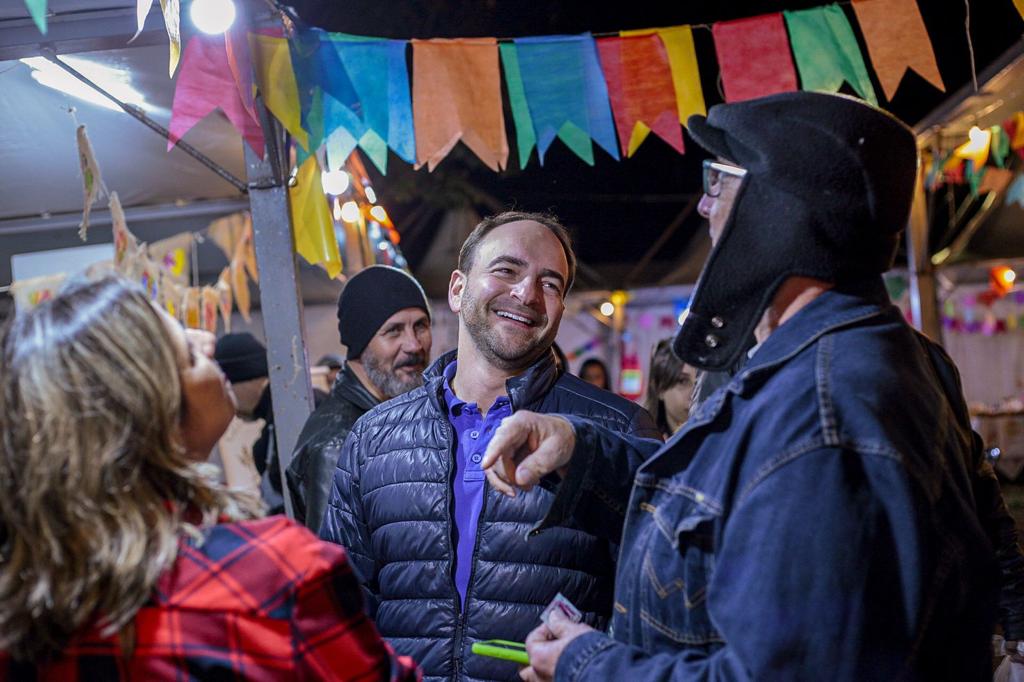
left=1007, top=173, right=1024, bottom=209
left=506, top=34, right=619, bottom=166
left=289, top=27, right=361, bottom=152
left=322, top=34, right=416, bottom=174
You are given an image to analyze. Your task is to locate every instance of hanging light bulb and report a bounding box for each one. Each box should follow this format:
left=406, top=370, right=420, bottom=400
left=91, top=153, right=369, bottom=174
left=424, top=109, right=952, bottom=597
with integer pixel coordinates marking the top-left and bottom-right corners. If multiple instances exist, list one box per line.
left=369, top=205, right=388, bottom=223
left=321, top=168, right=350, bottom=196
left=364, top=186, right=377, bottom=203
left=333, top=197, right=343, bottom=221
left=599, top=301, right=615, bottom=317
left=340, top=201, right=361, bottom=223
left=190, top=0, right=236, bottom=34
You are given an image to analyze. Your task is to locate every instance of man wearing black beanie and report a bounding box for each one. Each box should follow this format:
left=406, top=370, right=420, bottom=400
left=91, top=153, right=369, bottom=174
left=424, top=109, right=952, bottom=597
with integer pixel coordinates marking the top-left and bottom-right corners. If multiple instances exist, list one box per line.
left=479, top=93, right=1001, bottom=680
left=287, top=265, right=432, bottom=532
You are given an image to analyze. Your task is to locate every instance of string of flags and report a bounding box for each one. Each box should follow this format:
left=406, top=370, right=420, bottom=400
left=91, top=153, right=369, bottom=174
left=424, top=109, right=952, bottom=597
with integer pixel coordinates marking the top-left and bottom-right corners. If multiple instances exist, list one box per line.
left=160, top=0, right=961, bottom=176
left=926, top=111, right=1024, bottom=204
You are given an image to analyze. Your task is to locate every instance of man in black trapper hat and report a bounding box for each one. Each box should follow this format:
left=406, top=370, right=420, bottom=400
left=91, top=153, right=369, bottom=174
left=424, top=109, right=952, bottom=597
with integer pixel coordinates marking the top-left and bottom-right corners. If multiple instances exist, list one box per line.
left=479, top=92, right=1001, bottom=680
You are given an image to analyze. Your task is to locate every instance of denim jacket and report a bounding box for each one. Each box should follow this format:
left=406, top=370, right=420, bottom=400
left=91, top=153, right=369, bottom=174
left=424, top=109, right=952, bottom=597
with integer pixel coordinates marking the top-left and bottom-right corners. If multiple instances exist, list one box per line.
left=539, top=280, right=998, bottom=681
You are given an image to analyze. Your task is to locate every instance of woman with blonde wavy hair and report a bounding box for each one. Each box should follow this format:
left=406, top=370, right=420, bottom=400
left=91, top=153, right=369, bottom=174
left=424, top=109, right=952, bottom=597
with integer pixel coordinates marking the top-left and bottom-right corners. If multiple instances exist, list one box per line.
left=0, top=276, right=418, bottom=681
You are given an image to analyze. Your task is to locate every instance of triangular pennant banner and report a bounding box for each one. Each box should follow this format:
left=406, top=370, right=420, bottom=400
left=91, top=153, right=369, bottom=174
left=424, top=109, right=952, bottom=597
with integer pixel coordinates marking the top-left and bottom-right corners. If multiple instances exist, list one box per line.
left=160, top=0, right=181, bottom=77
left=991, top=125, right=1011, bottom=168
left=504, top=35, right=619, bottom=166
left=1006, top=174, right=1024, bottom=208
left=249, top=33, right=309, bottom=150
left=784, top=4, right=877, bottom=105
left=596, top=35, right=683, bottom=157
left=289, top=155, right=342, bottom=278
left=289, top=27, right=361, bottom=152
left=24, top=0, right=46, bottom=34
left=168, top=35, right=264, bottom=154
left=622, top=26, right=706, bottom=125
left=851, top=0, right=945, bottom=100
left=712, top=13, right=798, bottom=103
left=133, top=0, right=154, bottom=42
left=76, top=124, right=105, bottom=241
left=499, top=42, right=537, bottom=169
left=224, top=24, right=257, bottom=121
left=977, top=167, right=1014, bottom=196
left=412, top=38, right=509, bottom=172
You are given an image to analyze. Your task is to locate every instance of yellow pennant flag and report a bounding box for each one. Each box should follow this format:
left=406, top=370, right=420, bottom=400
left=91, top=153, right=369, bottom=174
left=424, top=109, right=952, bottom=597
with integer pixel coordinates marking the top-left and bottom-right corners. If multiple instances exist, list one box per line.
left=1015, top=0, right=1024, bottom=21
left=289, top=155, right=342, bottom=279
left=622, top=25, right=706, bottom=126
left=160, top=0, right=181, bottom=76
left=248, top=33, right=308, bottom=149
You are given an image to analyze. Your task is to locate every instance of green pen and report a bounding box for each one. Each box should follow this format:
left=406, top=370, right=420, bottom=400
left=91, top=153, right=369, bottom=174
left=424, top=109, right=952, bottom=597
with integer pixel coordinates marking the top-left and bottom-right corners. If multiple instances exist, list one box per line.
left=471, top=639, right=530, bottom=665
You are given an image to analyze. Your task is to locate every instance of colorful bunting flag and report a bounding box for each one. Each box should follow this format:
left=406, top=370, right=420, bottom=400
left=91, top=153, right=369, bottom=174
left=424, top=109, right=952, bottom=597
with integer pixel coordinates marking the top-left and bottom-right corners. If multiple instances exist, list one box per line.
left=249, top=33, right=309, bottom=150
left=225, top=25, right=257, bottom=121
left=201, top=286, right=219, bottom=332
left=991, top=125, right=1011, bottom=168
left=851, top=0, right=944, bottom=100
left=500, top=35, right=618, bottom=166
left=289, top=27, right=361, bottom=153
left=1015, top=0, right=1024, bottom=20
left=10, top=273, right=65, bottom=311
left=977, top=167, right=1014, bottom=196
left=784, top=4, right=877, bottom=105
left=169, top=35, right=264, bottom=154
left=596, top=34, right=683, bottom=157
left=133, top=0, right=154, bottom=42
left=76, top=124, right=105, bottom=241
left=1006, top=174, right=1024, bottom=208
left=216, top=267, right=233, bottom=332
left=499, top=42, right=537, bottom=169
left=148, top=232, right=192, bottom=284
left=24, top=0, right=46, bottom=34
left=325, top=34, right=416, bottom=173
left=712, top=14, right=798, bottom=103
left=109, top=192, right=138, bottom=269
left=412, top=38, right=508, bottom=171
left=622, top=26, right=705, bottom=125
left=289, top=155, right=342, bottom=278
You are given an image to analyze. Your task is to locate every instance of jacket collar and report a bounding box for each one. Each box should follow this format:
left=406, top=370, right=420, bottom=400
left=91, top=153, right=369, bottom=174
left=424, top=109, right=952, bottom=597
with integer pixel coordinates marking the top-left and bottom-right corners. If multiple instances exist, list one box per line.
left=423, top=347, right=560, bottom=411
left=332, top=364, right=381, bottom=411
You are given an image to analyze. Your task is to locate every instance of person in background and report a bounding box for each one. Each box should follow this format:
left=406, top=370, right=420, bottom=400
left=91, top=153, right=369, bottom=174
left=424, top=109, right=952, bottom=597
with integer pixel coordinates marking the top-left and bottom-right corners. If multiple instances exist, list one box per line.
left=643, top=338, right=698, bottom=438
left=213, top=332, right=284, bottom=513
left=288, top=265, right=432, bottom=532
left=320, top=211, right=660, bottom=681
left=578, top=356, right=610, bottom=390
left=0, top=276, right=419, bottom=681
left=317, top=352, right=346, bottom=388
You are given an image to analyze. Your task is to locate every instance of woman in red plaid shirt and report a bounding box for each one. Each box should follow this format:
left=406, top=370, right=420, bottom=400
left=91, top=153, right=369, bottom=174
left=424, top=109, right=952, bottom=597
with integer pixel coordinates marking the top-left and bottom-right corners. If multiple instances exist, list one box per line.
left=0, top=276, right=419, bottom=682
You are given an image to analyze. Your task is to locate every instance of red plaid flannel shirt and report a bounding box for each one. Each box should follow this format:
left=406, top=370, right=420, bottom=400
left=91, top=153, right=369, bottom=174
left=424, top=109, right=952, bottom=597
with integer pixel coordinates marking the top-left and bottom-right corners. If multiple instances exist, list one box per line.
left=1, top=516, right=420, bottom=681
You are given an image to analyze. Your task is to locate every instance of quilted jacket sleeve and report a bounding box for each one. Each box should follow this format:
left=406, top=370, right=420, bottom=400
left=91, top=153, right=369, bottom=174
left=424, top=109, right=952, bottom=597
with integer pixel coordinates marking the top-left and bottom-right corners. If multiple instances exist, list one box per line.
left=319, top=424, right=379, bottom=616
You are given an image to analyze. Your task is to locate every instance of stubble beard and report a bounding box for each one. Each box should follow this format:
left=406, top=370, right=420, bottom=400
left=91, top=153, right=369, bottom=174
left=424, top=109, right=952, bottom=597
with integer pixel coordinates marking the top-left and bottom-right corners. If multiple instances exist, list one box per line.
left=460, top=286, right=556, bottom=372
left=362, top=348, right=425, bottom=399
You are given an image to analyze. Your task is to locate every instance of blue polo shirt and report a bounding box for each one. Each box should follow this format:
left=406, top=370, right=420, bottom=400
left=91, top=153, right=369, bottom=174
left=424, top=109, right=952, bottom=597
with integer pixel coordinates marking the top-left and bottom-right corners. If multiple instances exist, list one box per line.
left=442, top=361, right=513, bottom=607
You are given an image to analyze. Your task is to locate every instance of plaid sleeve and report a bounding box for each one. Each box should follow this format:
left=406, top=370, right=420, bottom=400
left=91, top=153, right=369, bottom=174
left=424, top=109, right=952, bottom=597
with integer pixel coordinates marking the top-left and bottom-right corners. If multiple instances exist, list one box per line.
left=290, top=530, right=420, bottom=682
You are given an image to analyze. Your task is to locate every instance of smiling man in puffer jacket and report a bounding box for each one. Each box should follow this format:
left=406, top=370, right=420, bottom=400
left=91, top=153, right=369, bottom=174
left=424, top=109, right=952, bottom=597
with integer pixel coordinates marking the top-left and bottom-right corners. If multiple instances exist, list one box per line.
left=319, top=211, right=661, bottom=682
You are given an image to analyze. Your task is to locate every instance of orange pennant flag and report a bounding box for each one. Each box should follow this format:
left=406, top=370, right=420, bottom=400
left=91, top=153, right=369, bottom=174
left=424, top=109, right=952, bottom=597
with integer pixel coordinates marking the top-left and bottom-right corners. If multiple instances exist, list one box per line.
left=851, top=0, right=944, bottom=100
left=412, top=38, right=509, bottom=172
left=978, top=167, right=1014, bottom=195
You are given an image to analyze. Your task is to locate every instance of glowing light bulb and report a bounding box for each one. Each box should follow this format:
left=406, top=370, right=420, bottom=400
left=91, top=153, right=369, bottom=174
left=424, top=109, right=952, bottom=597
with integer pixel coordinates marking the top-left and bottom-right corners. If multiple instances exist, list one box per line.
left=333, top=198, right=343, bottom=221
left=190, top=0, right=236, bottom=35
left=340, top=201, right=360, bottom=223
left=1003, top=269, right=1017, bottom=284
left=321, top=169, right=350, bottom=195
left=369, top=205, right=388, bottom=222
left=599, top=301, right=615, bottom=317
left=365, top=186, right=377, bottom=203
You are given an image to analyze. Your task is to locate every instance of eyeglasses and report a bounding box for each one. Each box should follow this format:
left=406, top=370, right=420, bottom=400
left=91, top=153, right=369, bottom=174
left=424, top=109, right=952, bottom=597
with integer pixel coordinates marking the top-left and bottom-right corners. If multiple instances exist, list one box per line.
left=702, top=160, right=747, bottom=198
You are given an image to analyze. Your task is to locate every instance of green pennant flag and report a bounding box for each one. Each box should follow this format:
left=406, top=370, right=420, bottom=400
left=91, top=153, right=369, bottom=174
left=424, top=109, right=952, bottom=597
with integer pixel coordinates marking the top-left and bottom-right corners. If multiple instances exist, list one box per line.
left=784, top=4, right=876, bottom=105
left=991, top=125, right=1010, bottom=169
left=25, top=0, right=47, bottom=33
left=499, top=43, right=537, bottom=170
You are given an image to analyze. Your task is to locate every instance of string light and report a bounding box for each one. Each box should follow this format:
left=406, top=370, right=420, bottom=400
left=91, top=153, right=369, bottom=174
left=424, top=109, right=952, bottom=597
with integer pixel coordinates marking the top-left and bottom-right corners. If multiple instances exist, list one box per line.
left=599, top=301, right=614, bottom=317
left=339, top=201, right=360, bottom=223
left=369, top=205, right=388, bottom=222
left=189, top=0, right=237, bottom=35
left=321, top=168, right=350, bottom=195
left=365, top=186, right=377, bottom=203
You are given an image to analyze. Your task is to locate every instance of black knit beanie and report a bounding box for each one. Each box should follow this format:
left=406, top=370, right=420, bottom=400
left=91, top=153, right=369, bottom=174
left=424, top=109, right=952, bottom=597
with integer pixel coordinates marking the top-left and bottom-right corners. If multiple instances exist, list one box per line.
left=675, top=91, right=917, bottom=371
left=214, top=332, right=268, bottom=382
left=337, top=266, right=431, bottom=359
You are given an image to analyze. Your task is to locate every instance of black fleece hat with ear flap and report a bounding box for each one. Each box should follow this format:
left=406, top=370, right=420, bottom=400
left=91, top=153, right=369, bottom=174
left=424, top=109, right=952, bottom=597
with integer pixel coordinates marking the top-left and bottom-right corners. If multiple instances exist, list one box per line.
left=675, top=91, right=918, bottom=371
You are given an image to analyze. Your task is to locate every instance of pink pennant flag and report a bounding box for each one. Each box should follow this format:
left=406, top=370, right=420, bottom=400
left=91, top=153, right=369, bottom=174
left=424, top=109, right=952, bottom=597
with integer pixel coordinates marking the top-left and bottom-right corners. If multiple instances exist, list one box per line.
left=712, top=13, right=798, bottom=103
left=597, top=34, right=684, bottom=157
left=168, top=35, right=264, bottom=154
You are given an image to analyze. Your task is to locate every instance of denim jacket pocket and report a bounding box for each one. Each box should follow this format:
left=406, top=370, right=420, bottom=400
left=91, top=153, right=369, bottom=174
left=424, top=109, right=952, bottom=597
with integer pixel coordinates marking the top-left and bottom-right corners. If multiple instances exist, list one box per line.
left=637, top=499, right=724, bottom=653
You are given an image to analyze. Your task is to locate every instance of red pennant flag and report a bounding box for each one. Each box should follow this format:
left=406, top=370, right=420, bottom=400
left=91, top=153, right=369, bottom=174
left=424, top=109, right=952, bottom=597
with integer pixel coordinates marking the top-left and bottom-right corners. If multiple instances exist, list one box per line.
left=169, top=35, right=264, bottom=154
left=712, top=13, right=798, bottom=103
left=224, top=24, right=257, bottom=123
left=597, top=34, right=684, bottom=157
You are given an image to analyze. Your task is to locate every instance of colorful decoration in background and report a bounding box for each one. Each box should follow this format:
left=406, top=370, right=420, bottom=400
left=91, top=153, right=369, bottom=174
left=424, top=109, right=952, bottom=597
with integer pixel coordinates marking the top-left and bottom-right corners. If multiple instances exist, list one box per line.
left=76, top=124, right=105, bottom=241
left=618, top=331, right=643, bottom=400
left=939, top=267, right=1024, bottom=335
left=9, top=273, right=65, bottom=311
left=412, top=38, right=508, bottom=172
left=24, top=0, right=46, bottom=34
left=148, top=232, right=193, bottom=284
left=162, top=0, right=971, bottom=177
left=564, top=336, right=603, bottom=361
left=159, top=0, right=181, bottom=76
left=290, top=154, right=343, bottom=278
left=712, top=14, right=798, bottom=103
left=927, top=112, right=1024, bottom=200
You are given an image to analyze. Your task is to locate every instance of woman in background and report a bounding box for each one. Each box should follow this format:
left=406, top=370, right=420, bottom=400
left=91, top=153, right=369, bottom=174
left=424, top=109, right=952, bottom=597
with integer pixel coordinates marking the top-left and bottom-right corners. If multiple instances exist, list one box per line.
left=0, top=276, right=418, bottom=681
left=578, top=357, right=611, bottom=390
left=644, top=338, right=698, bottom=438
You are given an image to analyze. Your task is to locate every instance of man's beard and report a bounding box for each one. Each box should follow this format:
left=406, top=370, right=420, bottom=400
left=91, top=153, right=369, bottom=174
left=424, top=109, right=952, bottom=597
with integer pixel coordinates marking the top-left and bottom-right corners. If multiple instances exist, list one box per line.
left=362, top=349, right=426, bottom=399
left=461, top=286, right=556, bottom=372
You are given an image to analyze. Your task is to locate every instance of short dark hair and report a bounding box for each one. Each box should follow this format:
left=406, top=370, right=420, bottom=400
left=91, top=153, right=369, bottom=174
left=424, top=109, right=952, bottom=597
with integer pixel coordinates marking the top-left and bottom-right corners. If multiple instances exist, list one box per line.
left=458, top=211, right=577, bottom=294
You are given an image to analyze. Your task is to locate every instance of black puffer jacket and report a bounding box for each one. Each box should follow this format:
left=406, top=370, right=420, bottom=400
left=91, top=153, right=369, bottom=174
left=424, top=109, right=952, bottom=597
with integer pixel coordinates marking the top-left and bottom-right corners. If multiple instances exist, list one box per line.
left=287, top=365, right=380, bottom=531
left=320, top=349, right=661, bottom=681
